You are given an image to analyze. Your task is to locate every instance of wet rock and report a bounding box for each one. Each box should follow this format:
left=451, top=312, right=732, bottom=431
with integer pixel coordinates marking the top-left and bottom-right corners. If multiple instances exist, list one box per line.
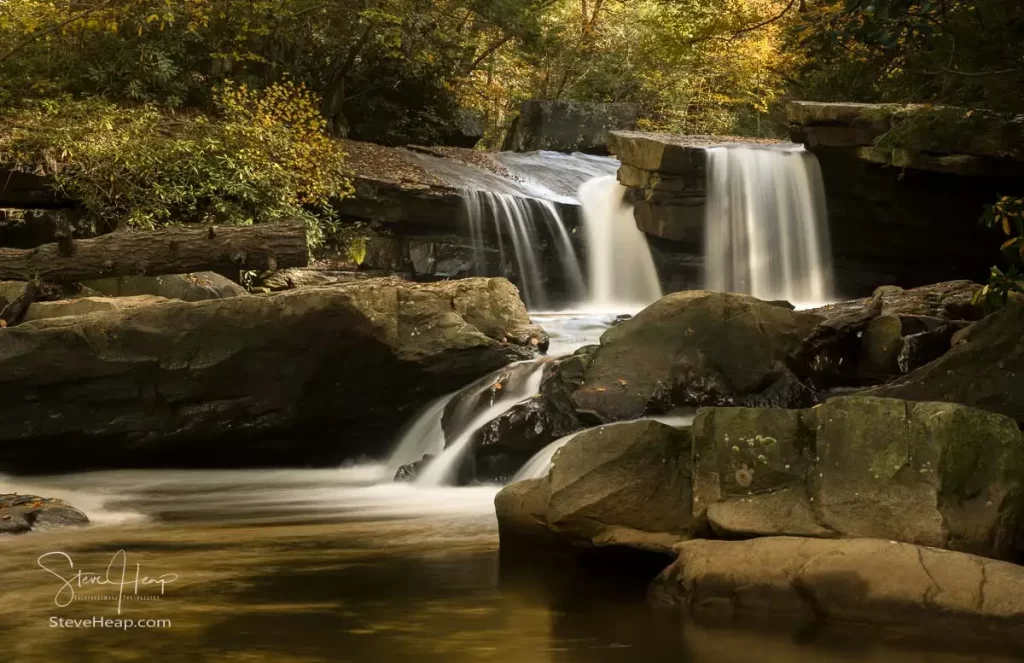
left=470, top=353, right=592, bottom=483
left=0, top=494, right=88, bottom=534
left=651, top=537, right=1024, bottom=639
left=788, top=293, right=883, bottom=389
left=871, top=301, right=1024, bottom=423
left=897, top=323, right=965, bottom=373
left=572, top=291, right=822, bottom=421
left=859, top=314, right=904, bottom=378
left=495, top=420, right=694, bottom=554
left=394, top=454, right=434, bottom=482
left=0, top=277, right=542, bottom=471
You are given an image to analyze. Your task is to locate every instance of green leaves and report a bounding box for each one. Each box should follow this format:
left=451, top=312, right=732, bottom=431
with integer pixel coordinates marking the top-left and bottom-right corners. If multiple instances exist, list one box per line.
left=976, top=195, right=1024, bottom=312
left=0, top=87, right=351, bottom=248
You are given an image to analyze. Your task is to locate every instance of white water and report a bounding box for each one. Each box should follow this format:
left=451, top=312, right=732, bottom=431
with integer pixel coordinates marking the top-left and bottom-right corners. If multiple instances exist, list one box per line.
left=704, top=145, right=833, bottom=306
left=386, top=395, right=453, bottom=473
left=416, top=362, right=547, bottom=486
left=510, top=431, right=580, bottom=482
left=579, top=175, right=663, bottom=308
left=464, top=191, right=585, bottom=308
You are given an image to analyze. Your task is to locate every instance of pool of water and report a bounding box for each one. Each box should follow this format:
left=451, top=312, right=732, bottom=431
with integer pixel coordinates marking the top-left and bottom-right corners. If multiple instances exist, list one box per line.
left=0, top=469, right=1020, bottom=663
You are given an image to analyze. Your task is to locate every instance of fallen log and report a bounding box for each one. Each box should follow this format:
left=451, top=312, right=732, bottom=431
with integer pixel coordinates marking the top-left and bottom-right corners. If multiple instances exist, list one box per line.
left=0, top=222, right=308, bottom=282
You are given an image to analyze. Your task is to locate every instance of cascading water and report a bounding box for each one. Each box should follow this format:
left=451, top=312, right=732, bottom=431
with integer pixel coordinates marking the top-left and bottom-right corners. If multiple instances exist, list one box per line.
left=579, top=175, right=663, bottom=309
left=464, top=191, right=584, bottom=308
left=416, top=362, right=546, bottom=486
left=386, top=362, right=548, bottom=486
left=704, top=145, right=833, bottom=306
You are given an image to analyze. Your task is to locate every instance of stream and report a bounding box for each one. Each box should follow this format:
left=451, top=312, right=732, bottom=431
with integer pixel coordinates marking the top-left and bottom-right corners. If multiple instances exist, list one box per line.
left=0, top=313, right=1018, bottom=662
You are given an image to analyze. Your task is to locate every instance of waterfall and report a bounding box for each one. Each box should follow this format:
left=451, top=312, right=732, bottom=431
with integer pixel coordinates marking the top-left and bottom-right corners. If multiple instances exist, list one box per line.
left=416, top=362, right=546, bottom=486
left=704, top=145, right=833, bottom=306
left=579, top=175, right=663, bottom=309
left=386, top=395, right=453, bottom=473
left=464, top=191, right=585, bottom=309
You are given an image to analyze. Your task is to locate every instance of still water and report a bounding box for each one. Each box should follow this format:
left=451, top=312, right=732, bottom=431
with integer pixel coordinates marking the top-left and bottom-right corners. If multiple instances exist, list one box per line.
left=0, top=469, right=1020, bottom=663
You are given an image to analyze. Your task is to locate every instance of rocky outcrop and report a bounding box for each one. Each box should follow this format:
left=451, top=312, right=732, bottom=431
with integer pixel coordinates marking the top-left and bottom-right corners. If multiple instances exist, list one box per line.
left=0, top=494, right=89, bottom=534
left=651, top=537, right=1024, bottom=639
left=787, top=102, right=1024, bottom=175
left=872, top=300, right=1024, bottom=423
left=787, top=102, right=1024, bottom=292
left=571, top=291, right=822, bottom=422
left=504, top=101, right=639, bottom=154
left=495, top=420, right=694, bottom=555
left=0, top=277, right=544, bottom=472
left=606, top=132, right=768, bottom=244
left=497, top=396, right=1024, bottom=561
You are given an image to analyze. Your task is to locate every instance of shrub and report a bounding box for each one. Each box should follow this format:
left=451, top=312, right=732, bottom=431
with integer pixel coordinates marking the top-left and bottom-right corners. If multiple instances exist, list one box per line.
left=974, top=196, right=1024, bottom=311
left=0, top=81, right=351, bottom=247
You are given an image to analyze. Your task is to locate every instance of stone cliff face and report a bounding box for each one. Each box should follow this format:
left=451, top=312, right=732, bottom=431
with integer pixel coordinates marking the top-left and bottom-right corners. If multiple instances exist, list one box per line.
left=787, top=102, right=1024, bottom=294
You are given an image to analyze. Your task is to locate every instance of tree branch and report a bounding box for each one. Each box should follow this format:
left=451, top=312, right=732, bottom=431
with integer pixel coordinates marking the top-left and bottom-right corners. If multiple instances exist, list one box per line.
left=728, top=0, right=799, bottom=40
left=0, top=0, right=117, bottom=65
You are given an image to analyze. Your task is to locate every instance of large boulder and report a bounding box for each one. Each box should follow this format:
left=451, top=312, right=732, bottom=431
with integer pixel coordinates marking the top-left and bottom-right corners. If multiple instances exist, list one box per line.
left=83, top=272, right=246, bottom=301
left=693, top=396, right=1024, bottom=560
left=871, top=301, right=1024, bottom=423
left=651, top=537, right=1024, bottom=639
left=572, top=291, right=822, bottom=422
left=0, top=494, right=89, bottom=534
left=504, top=101, right=639, bottom=154
left=0, top=277, right=544, bottom=471
left=495, top=420, right=694, bottom=555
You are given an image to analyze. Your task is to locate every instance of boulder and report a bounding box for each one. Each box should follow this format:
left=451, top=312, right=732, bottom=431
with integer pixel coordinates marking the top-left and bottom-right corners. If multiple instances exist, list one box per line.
left=0, top=494, right=89, bottom=534
left=572, top=291, right=822, bottom=422
left=651, top=537, right=1024, bottom=640
left=693, top=397, right=1024, bottom=560
left=442, top=109, right=485, bottom=149
left=0, top=277, right=543, bottom=471
left=504, top=101, right=639, bottom=154
left=83, top=272, right=246, bottom=301
left=495, top=420, right=694, bottom=555
left=872, top=301, right=1024, bottom=423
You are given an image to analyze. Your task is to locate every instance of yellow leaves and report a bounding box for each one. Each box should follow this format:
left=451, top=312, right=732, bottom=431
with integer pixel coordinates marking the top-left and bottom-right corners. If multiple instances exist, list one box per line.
left=1003, top=216, right=1014, bottom=236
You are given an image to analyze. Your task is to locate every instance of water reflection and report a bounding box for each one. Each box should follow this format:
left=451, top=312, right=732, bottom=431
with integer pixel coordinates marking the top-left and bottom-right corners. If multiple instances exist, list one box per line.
left=0, top=467, right=1020, bottom=662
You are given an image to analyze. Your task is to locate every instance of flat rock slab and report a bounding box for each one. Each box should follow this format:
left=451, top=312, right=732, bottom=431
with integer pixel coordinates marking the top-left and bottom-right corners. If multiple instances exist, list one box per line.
left=652, top=536, right=1024, bottom=641
left=0, top=494, right=88, bottom=534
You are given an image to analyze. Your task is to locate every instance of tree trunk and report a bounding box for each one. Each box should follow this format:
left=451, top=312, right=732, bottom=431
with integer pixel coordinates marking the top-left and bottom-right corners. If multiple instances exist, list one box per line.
left=0, top=222, right=308, bottom=283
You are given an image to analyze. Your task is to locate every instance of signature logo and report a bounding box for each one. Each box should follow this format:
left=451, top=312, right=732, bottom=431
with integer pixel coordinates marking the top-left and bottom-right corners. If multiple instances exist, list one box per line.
left=37, top=550, right=179, bottom=615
